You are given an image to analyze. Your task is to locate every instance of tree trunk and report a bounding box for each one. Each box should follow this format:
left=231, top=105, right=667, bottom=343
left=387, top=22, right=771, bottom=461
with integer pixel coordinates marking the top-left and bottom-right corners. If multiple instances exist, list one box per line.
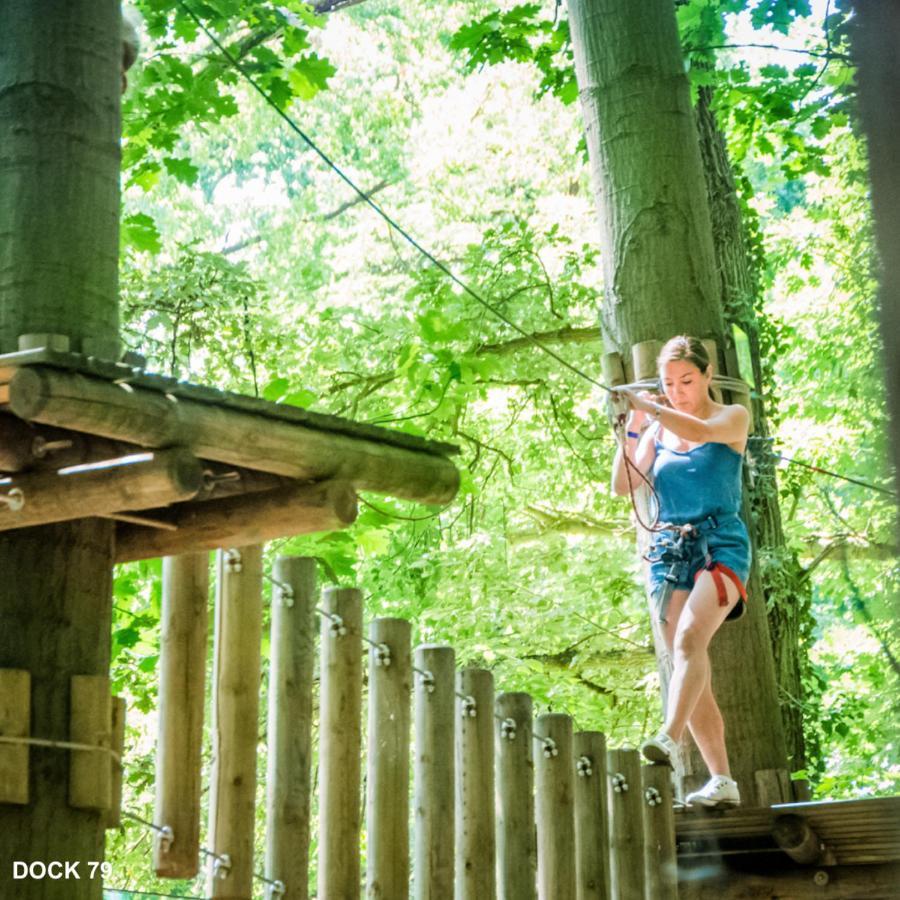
left=0, top=2, right=121, bottom=897
left=568, top=0, right=790, bottom=805
left=694, top=84, right=811, bottom=789
left=850, top=0, right=900, bottom=500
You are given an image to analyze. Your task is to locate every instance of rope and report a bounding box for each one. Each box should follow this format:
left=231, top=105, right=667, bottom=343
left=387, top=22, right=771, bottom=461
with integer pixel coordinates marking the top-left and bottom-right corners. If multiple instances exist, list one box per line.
left=0, top=734, right=121, bottom=766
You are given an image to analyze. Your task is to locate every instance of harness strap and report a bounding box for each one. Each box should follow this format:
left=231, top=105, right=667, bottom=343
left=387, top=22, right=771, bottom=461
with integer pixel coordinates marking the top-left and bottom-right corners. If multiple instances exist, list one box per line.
left=695, top=561, right=748, bottom=607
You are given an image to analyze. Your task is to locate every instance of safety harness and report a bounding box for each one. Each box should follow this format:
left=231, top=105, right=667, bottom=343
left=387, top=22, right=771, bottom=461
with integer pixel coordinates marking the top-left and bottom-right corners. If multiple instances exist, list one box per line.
left=649, top=513, right=748, bottom=624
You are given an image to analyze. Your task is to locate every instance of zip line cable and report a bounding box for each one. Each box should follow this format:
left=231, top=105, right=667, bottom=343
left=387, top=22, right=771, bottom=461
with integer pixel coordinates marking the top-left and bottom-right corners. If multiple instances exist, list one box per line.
left=174, top=2, right=896, bottom=501
left=177, top=0, right=613, bottom=396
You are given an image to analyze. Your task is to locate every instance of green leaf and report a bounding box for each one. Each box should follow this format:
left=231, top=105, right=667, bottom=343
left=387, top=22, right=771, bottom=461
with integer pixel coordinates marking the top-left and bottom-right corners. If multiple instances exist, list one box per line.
left=163, top=156, right=200, bottom=185
left=121, top=213, right=162, bottom=254
left=289, top=53, right=337, bottom=101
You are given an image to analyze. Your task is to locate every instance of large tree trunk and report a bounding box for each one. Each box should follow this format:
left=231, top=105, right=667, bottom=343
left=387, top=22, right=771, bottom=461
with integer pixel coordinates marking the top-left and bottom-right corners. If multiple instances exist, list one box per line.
left=850, top=1, right=900, bottom=500
left=0, top=3, right=121, bottom=897
left=695, top=85, right=811, bottom=790
left=568, top=0, right=790, bottom=806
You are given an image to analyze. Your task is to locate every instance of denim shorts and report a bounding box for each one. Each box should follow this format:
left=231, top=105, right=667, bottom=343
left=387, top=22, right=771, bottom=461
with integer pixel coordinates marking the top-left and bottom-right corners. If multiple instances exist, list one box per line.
left=647, top=516, right=751, bottom=620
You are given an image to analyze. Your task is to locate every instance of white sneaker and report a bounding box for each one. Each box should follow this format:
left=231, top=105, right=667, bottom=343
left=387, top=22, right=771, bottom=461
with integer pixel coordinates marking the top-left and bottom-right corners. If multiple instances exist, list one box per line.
left=640, top=731, right=677, bottom=765
left=686, top=775, right=741, bottom=808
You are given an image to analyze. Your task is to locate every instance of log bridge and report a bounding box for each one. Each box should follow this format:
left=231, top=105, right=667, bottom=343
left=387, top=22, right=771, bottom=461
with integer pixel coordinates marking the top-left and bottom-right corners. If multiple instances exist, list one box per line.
left=0, top=349, right=460, bottom=559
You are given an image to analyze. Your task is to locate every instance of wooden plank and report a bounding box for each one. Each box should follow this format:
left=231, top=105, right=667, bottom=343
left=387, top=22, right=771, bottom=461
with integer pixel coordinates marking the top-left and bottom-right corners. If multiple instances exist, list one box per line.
left=607, top=748, right=645, bottom=900
left=366, top=617, right=412, bottom=900
left=114, top=479, right=358, bottom=562
left=208, top=546, right=264, bottom=899
left=0, top=449, right=203, bottom=532
left=317, top=587, right=363, bottom=900
left=6, top=366, right=460, bottom=504
left=413, top=645, right=456, bottom=900
left=574, top=731, right=611, bottom=900
left=535, top=713, right=576, bottom=900
left=154, top=553, right=209, bottom=878
left=0, top=669, right=30, bottom=804
left=69, top=675, right=111, bottom=811
left=495, top=693, right=536, bottom=900
left=106, top=696, right=126, bottom=829
left=265, top=556, right=317, bottom=900
left=455, top=668, right=496, bottom=900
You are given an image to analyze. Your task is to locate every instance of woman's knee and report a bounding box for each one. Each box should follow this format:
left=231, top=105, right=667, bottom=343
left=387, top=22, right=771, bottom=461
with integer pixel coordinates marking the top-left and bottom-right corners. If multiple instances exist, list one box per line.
left=673, top=624, right=710, bottom=659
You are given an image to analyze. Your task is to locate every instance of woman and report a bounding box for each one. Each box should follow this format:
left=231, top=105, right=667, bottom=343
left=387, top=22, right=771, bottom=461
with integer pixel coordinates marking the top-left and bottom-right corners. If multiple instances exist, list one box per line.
left=610, top=335, right=751, bottom=808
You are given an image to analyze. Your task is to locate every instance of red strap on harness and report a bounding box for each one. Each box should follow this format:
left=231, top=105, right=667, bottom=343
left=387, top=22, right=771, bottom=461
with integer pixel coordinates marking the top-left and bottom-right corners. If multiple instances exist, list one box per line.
left=694, top=561, right=748, bottom=607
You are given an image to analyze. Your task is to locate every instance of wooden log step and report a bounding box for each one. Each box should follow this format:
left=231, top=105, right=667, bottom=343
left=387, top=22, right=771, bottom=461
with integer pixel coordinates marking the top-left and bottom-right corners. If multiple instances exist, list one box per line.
left=4, top=366, right=459, bottom=504
left=0, top=449, right=203, bottom=532
left=114, top=480, right=358, bottom=562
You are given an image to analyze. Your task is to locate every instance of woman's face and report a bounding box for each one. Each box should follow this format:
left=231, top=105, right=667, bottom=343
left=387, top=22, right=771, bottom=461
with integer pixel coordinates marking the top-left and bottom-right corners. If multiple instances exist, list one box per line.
left=660, top=358, right=711, bottom=414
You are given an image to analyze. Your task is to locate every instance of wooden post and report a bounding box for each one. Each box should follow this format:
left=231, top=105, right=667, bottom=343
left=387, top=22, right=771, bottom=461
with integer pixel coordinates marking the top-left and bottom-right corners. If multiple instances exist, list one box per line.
left=317, top=587, right=363, bottom=900
left=0, top=2, right=121, bottom=893
left=114, top=479, right=358, bottom=562
left=0, top=669, right=30, bottom=805
left=5, top=366, right=460, bottom=504
left=69, top=675, right=112, bottom=811
left=772, top=814, right=830, bottom=865
left=366, top=617, right=412, bottom=900
left=154, top=553, right=209, bottom=878
left=641, top=764, right=677, bottom=900
left=413, top=645, right=456, bottom=900
left=0, top=448, right=203, bottom=532
left=208, top=546, right=264, bottom=900
left=495, top=692, right=536, bottom=900
left=106, top=697, right=126, bottom=829
left=535, top=712, right=576, bottom=900
left=455, top=667, right=496, bottom=900
left=573, top=731, right=611, bottom=900
left=607, top=748, right=646, bottom=900
left=265, top=557, right=317, bottom=900
left=631, top=340, right=661, bottom=382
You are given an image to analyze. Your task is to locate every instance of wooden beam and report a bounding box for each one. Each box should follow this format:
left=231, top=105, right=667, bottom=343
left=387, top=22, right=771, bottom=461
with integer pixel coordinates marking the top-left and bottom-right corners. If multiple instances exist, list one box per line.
left=0, top=449, right=203, bottom=532
left=114, top=479, right=358, bottom=562
left=772, top=814, right=831, bottom=865
left=5, top=366, right=459, bottom=504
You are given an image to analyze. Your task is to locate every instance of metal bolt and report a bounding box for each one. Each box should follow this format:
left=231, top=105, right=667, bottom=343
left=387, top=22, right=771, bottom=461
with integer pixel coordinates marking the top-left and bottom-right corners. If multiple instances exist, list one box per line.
left=645, top=786, right=662, bottom=807
left=31, top=436, right=74, bottom=458
left=460, top=695, right=477, bottom=718
left=276, top=584, right=294, bottom=608
left=813, top=871, right=829, bottom=886
left=224, top=549, right=242, bottom=573
left=0, top=488, right=25, bottom=512
left=374, top=643, right=392, bottom=667
left=329, top=614, right=347, bottom=637
left=158, top=825, right=174, bottom=853
left=213, top=853, right=232, bottom=879
left=419, top=670, right=436, bottom=694
left=542, top=738, right=559, bottom=759
left=500, top=717, right=517, bottom=741
left=576, top=755, right=593, bottom=777
left=268, top=879, right=286, bottom=898
left=611, top=773, right=629, bottom=793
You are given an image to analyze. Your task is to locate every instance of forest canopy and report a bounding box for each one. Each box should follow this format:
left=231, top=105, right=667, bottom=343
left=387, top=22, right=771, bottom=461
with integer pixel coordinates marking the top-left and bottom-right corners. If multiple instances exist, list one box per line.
left=106, top=0, right=897, bottom=893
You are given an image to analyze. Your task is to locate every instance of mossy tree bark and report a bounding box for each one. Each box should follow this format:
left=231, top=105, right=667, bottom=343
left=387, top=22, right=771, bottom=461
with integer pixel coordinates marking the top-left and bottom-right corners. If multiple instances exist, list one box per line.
left=0, top=2, right=121, bottom=897
left=568, top=0, right=791, bottom=805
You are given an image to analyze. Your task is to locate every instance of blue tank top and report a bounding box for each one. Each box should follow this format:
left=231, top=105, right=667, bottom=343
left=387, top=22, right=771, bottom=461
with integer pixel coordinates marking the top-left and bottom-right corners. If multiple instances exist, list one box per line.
left=651, top=439, right=744, bottom=524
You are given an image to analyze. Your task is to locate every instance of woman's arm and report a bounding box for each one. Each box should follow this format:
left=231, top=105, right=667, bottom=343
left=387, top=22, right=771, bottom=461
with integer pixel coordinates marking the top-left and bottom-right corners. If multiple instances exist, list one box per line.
left=611, top=404, right=658, bottom=496
left=614, top=389, right=749, bottom=445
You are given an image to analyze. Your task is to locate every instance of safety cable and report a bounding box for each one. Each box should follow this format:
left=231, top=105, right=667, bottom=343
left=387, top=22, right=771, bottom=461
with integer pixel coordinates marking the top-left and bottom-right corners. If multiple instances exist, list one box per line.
left=174, top=2, right=895, bottom=503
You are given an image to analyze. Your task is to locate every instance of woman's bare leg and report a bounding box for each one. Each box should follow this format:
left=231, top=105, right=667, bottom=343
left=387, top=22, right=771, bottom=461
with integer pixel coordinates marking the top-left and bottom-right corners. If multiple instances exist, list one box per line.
left=661, top=572, right=740, bottom=768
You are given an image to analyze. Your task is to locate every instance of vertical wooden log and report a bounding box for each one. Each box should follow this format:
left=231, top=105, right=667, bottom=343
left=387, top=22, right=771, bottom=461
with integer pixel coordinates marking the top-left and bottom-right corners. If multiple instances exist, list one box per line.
left=641, top=764, right=677, bottom=900
left=265, top=556, right=317, bottom=900
left=155, top=552, right=209, bottom=878
left=413, top=645, right=455, bottom=900
left=106, top=696, right=126, bottom=829
left=366, top=617, right=412, bottom=900
left=455, top=667, right=496, bottom=900
left=607, top=748, right=646, bottom=900
left=69, top=675, right=112, bottom=810
left=573, top=731, right=610, bottom=900
left=495, top=692, right=536, bottom=900
left=317, top=587, right=363, bottom=900
left=0, top=669, right=30, bottom=804
left=535, top=713, right=576, bottom=900
left=208, top=546, right=264, bottom=900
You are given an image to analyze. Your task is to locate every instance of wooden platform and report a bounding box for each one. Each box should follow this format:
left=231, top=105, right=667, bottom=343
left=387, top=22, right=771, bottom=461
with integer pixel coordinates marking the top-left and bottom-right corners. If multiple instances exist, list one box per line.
left=0, top=350, right=461, bottom=557
left=676, top=796, right=900, bottom=899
